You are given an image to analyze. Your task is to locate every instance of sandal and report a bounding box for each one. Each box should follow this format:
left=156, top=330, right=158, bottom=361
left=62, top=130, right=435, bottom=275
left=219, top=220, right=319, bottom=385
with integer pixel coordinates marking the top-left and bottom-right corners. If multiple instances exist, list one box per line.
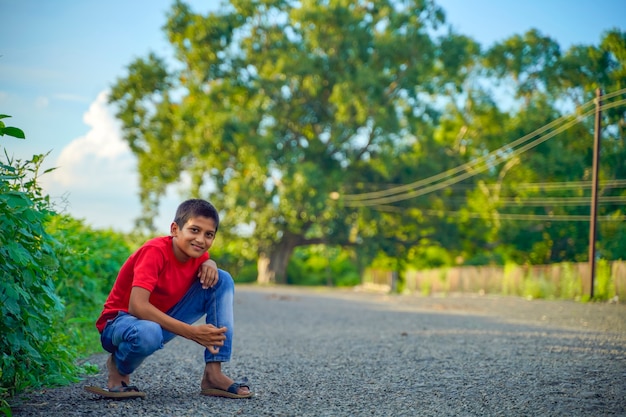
left=84, top=381, right=146, bottom=399
left=201, top=377, right=253, bottom=399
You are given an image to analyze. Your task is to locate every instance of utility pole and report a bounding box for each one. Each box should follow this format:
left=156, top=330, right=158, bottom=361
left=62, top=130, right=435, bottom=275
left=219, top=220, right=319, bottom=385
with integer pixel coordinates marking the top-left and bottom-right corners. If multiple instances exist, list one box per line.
left=587, top=88, right=602, bottom=299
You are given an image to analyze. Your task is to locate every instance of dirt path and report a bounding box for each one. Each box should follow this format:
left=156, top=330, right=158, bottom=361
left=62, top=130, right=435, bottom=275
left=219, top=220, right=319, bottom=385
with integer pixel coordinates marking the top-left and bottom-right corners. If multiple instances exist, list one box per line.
left=12, top=285, right=626, bottom=416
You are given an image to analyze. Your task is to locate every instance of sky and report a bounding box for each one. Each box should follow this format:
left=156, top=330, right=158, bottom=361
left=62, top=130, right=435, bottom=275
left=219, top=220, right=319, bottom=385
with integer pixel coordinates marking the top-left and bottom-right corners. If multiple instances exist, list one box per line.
left=1, top=0, right=624, bottom=234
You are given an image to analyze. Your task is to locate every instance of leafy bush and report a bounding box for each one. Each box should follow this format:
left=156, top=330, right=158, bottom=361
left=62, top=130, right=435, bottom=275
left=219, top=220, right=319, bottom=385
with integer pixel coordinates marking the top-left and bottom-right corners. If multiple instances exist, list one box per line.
left=287, top=245, right=360, bottom=287
left=594, top=259, right=615, bottom=300
left=46, top=215, right=135, bottom=356
left=0, top=148, right=82, bottom=404
left=210, top=241, right=258, bottom=283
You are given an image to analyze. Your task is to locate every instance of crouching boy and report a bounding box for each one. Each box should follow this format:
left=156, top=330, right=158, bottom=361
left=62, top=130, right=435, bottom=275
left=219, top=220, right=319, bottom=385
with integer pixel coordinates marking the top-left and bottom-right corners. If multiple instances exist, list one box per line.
left=85, top=199, right=252, bottom=399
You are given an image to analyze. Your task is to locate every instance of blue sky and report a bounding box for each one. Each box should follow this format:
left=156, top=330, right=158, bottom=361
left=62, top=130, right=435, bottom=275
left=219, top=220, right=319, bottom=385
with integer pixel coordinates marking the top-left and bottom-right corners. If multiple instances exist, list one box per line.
left=1, top=0, right=624, bottom=233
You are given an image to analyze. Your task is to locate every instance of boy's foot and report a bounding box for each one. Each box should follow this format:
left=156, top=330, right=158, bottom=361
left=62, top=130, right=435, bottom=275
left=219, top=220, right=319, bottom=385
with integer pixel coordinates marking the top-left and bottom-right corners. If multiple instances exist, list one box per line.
left=84, top=355, right=144, bottom=399
left=107, top=354, right=130, bottom=390
left=201, top=362, right=252, bottom=398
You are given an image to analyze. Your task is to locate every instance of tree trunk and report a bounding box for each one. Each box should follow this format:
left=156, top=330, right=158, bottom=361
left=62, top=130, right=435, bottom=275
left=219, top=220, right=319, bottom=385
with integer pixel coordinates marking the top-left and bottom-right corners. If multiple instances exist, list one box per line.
left=256, top=232, right=301, bottom=284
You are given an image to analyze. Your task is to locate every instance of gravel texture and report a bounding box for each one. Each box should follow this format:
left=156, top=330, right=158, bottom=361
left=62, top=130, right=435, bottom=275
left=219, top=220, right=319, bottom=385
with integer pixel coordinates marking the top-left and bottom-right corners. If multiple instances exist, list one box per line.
left=11, top=285, right=626, bottom=416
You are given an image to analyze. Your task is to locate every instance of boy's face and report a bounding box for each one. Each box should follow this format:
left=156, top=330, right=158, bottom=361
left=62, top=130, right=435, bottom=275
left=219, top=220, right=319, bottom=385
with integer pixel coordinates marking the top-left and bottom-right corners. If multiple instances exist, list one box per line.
left=170, top=215, right=216, bottom=262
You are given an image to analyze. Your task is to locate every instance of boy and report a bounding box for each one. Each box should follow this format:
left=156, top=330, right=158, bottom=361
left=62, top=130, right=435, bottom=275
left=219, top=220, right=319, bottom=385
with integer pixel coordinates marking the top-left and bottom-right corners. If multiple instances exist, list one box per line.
left=85, top=199, right=252, bottom=399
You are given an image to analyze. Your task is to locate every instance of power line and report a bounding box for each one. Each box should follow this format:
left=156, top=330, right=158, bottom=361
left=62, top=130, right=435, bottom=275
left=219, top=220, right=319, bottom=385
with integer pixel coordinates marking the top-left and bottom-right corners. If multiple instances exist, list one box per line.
left=343, top=111, right=594, bottom=206
left=439, top=196, right=626, bottom=206
left=497, top=196, right=626, bottom=206
left=342, top=108, right=592, bottom=201
left=364, top=179, right=626, bottom=192
left=601, top=87, right=626, bottom=100
left=338, top=93, right=626, bottom=207
left=339, top=92, right=610, bottom=201
left=505, top=179, right=626, bottom=191
left=374, top=205, right=626, bottom=222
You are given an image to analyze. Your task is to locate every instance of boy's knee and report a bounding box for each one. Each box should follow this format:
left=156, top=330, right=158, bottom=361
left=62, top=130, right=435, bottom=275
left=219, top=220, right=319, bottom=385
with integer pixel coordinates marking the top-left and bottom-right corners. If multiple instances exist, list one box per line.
left=218, top=269, right=235, bottom=290
left=132, top=321, right=163, bottom=355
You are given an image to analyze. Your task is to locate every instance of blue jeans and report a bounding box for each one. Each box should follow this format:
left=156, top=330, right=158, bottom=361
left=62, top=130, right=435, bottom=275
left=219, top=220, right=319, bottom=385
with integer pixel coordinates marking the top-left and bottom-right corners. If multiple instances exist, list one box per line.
left=100, top=269, right=235, bottom=376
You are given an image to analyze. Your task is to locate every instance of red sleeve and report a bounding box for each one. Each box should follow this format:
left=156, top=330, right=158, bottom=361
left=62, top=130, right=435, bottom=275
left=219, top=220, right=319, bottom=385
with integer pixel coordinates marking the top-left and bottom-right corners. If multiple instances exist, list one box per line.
left=129, top=245, right=167, bottom=292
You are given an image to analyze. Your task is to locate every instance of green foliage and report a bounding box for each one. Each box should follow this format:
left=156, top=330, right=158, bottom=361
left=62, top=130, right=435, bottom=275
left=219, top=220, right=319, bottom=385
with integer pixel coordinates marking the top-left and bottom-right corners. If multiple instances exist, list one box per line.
left=557, top=263, right=583, bottom=300
left=210, top=239, right=258, bottom=283
left=46, top=215, right=134, bottom=356
left=233, top=263, right=259, bottom=284
left=0, top=115, right=25, bottom=140
left=287, top=245, right=360, bottom=287
left=521, top=274, right=553, bottom=300
left=0, top=147, right=81, bottom=399
left=594, top=259, right=615, bottom=300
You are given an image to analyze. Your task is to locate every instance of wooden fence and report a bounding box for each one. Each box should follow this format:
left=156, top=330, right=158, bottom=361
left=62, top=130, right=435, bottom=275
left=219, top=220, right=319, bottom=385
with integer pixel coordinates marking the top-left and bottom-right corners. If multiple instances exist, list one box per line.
left=363, top=261, right=626, bottom=300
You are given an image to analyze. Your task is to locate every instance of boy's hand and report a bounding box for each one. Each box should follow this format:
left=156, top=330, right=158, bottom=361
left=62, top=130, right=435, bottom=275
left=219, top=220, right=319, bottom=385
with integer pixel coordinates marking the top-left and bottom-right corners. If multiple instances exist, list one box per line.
left=192, top=324, right=228, bottom=354
left=198, top=259, right=219, bottom=289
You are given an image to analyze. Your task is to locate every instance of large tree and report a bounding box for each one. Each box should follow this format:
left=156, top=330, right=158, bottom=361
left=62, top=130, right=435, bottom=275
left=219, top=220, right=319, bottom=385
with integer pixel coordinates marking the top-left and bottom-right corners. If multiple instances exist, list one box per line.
left=109, top=0, right=474, bottom=282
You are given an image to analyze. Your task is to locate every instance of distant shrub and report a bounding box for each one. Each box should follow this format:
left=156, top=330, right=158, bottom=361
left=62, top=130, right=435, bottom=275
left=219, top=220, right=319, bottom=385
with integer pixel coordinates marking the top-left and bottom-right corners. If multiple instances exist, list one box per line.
left=210, top=241, right=258, bottom=283
left=287, top=245, right=360, bottom=287
left=46, top=215, right=134, bottom=356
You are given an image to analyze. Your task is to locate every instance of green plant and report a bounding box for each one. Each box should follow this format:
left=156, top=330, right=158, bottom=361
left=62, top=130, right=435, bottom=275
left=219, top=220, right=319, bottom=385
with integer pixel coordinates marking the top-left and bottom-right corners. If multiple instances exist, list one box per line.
left=330, top=250, right=361, bottom=287
left=558, top=263, right=582, bottom=299
left=594, top=259, right=615, bottom=301
left=46, top=215, right=134, bottom=356
left=0, top=115, right=25, bottom=139
left=521, top=269, right=558, bottom=300
left=420, top=277, right=433, bottom=296
left=209, top=241, right=258, bottom=284
left=0, top=151, right=80, bottom=399
left=501, top=262, right=519, bottom=296
left=285, top=245, right=360, bottom=287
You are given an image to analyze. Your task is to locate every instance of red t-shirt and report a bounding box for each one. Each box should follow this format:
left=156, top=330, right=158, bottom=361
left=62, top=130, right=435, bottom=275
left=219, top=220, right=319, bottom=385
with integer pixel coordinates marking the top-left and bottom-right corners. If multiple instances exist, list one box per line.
left=95, top=236, right=209, bottom=333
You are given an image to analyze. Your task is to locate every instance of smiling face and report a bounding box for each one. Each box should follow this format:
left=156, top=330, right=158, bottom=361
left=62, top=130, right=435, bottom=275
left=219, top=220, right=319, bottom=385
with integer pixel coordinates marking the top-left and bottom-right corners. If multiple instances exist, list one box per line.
left=170, top=215, right=217, bottom=262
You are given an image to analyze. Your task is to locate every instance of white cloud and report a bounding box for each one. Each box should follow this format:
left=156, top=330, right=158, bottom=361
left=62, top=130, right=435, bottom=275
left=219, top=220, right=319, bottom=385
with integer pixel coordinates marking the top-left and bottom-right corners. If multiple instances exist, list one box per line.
left=40, top=90, right=182, bottom=234
left=40, top=91, right=141, bottom=231
left=35, top=96, right=49, bottom=108
left=48, top=91, right=132, bottom=186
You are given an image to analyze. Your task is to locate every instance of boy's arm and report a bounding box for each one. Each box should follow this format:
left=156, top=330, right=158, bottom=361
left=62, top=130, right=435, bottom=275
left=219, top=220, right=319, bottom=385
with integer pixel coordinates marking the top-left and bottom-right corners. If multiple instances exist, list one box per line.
left=128, top=287, right=226, bottom=353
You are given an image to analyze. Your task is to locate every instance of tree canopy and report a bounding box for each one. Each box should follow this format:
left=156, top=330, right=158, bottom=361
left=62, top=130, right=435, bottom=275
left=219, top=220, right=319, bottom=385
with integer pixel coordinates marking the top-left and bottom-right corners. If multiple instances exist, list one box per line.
left=109, top=0, right=626, bottom=283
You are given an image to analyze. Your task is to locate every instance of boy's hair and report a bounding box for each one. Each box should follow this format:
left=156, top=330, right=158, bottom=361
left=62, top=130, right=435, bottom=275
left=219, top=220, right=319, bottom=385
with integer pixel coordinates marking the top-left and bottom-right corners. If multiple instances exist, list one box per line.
left=173, top=199, right=220, bottom=231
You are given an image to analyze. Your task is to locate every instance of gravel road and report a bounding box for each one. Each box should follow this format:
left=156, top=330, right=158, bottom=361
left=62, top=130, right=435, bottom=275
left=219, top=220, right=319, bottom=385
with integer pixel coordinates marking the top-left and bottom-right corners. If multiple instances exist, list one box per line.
left=11, top=285, right=626, bottom=416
